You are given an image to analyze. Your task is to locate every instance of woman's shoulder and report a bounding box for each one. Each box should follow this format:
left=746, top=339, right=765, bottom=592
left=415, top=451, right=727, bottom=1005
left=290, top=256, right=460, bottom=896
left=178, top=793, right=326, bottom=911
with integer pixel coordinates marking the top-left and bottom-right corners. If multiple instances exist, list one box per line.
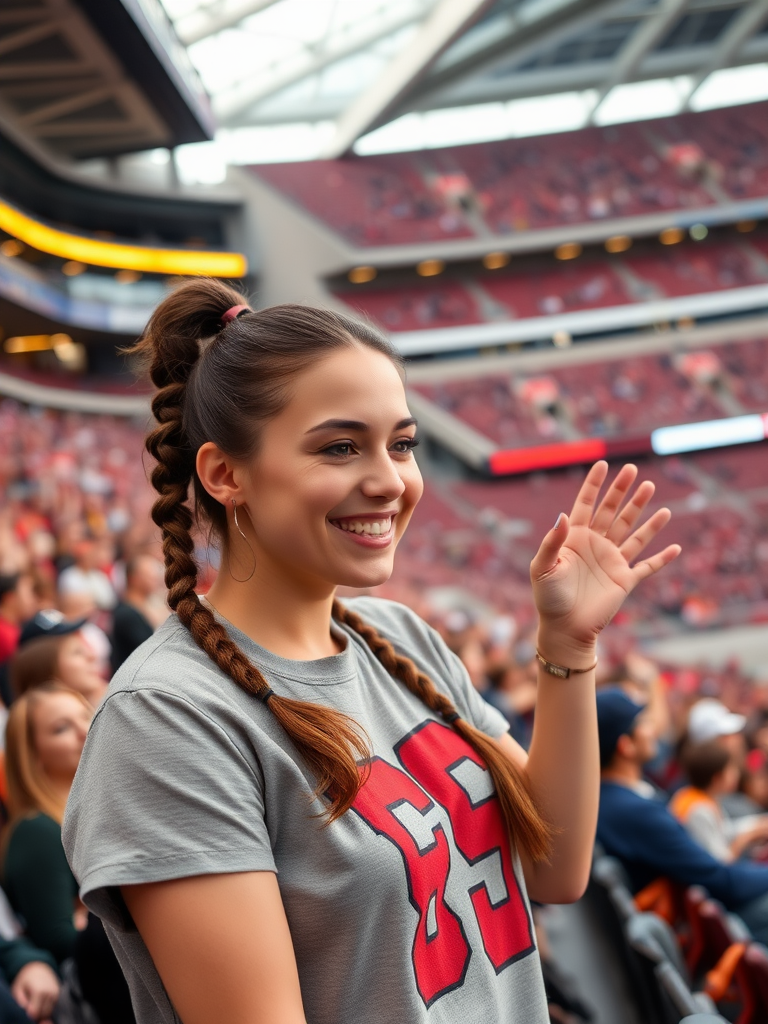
left=10, top=812, right=59, bottom=839
left=108, top=613, right=223, bottom=697
left=341, top=596, right=437, bottom=650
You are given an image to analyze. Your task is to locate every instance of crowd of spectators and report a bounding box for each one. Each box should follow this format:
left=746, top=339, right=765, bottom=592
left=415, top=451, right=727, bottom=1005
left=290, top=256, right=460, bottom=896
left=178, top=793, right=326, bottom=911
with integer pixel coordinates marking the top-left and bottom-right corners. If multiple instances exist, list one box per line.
left=335, top=236, right=768, bottom=332
left=253, top=101, right=768, bottom=244
left=414, top=336, right=768, bottom=445
left=0, top=392, right=763, bottom=1019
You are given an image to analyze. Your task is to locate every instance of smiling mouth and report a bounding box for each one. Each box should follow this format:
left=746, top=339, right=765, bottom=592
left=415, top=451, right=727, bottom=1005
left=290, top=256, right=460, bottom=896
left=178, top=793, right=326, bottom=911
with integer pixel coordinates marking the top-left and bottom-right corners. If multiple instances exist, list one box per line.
left=329, top=514, right=396, bottom=537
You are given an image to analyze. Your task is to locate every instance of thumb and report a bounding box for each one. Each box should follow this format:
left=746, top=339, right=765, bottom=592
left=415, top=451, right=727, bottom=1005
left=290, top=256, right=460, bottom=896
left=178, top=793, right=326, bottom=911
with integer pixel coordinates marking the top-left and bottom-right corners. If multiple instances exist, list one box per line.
left=530, top=512, right=569, bottom=581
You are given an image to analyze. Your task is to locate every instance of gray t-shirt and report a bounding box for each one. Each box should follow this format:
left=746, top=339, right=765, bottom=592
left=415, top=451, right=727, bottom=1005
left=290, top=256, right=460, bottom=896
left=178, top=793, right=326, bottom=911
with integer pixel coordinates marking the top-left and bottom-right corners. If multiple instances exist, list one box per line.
left=63, top=597, right=548, bottom=1024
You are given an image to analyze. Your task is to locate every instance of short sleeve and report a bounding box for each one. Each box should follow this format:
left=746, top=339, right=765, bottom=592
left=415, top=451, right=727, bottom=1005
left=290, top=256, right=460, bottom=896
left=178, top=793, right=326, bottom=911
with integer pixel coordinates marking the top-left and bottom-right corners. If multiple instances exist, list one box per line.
left=62, top=688, right=276, bottom=930
left=427, top=633, right=511, bottom=739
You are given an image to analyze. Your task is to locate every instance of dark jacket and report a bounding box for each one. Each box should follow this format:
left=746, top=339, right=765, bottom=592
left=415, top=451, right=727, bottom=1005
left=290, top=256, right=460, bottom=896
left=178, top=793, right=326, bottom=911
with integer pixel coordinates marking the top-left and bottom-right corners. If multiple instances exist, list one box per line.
left=597, top=779, right=768, bottom=910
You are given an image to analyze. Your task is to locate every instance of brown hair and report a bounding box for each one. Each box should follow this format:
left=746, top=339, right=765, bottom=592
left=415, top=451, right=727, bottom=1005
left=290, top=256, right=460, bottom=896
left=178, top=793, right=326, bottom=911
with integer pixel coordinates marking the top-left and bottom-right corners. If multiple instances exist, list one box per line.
left=9, top=636, right=65, bottom=699
left=5, top=684, right=93, bottom=825
left=681, top=740, right=731, bottom=791
left=132, top=278, right=552, bottom=861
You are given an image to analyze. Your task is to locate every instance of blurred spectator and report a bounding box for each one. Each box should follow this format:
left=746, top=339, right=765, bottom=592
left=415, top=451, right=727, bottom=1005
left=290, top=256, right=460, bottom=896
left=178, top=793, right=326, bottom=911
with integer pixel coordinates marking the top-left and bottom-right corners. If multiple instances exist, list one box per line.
left=0, top=576, right=35, bottom=666
left=3, top=685, right=92, bottom=963
left=57, top=541, right=116, bottom=613
left=10, top=622, right=107, bottom=708
left=2, top=684, right=134, bottom=1022
left=595, top=687, right=768, bottom=944
left=0, top=934, right=59, bottom=1024
left=670, top=740, right=768, bottom=861
left=110, top=554, right=166, bottom=674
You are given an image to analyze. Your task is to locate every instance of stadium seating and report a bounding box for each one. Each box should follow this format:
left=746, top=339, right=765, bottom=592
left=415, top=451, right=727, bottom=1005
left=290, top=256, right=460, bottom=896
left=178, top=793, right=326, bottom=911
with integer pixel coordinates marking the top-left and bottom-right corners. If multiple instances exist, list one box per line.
left=251, top=102, right=768, bottom=244
left=412, top=338, right=768, bottom=447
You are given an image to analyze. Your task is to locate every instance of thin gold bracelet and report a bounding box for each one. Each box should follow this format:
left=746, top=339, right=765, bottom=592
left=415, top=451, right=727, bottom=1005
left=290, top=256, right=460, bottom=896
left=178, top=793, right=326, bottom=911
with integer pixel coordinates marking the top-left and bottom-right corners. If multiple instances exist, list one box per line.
left=535, top=649, right=598, bottom=679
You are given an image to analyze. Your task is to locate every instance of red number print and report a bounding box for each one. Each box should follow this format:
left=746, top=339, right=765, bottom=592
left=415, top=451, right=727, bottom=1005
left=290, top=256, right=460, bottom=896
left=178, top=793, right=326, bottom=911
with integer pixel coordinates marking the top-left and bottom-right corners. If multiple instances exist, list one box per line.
left=398, top=721, right=535, bottom=972
left=352, top=756, right=471, bottom=1007
left=352, top=721, right=535, bottom=1007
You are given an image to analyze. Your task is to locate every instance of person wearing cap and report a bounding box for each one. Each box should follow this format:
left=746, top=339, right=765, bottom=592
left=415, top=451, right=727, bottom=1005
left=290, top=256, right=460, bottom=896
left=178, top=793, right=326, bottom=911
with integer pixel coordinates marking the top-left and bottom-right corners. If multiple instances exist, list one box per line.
left=687, top=697, right=748, bottom=762
left=596, top=687, right=768, bottom=944
left=9, top=611, right=107, bottom=708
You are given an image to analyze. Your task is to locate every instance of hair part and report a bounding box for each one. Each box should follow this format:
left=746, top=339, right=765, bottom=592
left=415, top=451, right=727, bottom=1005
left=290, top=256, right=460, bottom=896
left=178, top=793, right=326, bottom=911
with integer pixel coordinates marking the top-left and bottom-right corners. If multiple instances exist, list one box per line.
left=132, top=278, right=552, bottom=860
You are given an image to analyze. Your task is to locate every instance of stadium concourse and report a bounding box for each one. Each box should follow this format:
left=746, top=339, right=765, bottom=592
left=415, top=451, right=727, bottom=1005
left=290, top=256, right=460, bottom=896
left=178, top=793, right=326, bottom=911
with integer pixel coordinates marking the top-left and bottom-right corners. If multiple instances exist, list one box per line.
left=1, top=0, right=768, bottom=1022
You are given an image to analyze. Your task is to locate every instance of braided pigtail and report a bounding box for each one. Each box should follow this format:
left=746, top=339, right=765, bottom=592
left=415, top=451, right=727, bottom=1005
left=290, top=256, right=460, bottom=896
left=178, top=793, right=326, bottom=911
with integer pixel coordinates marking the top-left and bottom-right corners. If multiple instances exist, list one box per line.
left=133, top=280, right=370, bottom=822
left=333, top=600, right=553, bottom=862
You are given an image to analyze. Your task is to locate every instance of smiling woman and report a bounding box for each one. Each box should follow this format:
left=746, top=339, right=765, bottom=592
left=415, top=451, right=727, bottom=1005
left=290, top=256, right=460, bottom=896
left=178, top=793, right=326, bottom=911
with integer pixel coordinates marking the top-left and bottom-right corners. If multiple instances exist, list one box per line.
left=62, top=280, right=680, bottom=1024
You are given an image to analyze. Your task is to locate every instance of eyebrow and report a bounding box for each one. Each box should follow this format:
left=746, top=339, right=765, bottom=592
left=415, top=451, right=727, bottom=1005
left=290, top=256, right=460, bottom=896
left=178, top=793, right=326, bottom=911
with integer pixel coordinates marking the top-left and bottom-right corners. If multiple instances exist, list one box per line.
left=305, top=417, right=417, bottom=435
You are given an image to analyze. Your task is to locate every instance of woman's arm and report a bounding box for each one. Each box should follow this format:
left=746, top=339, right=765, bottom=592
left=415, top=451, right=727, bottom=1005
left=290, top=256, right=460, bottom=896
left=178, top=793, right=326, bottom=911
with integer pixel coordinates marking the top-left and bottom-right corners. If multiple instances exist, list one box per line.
left=503, top=463, right=680, bottom=903
left=122, top=871, right=307, bottom=1024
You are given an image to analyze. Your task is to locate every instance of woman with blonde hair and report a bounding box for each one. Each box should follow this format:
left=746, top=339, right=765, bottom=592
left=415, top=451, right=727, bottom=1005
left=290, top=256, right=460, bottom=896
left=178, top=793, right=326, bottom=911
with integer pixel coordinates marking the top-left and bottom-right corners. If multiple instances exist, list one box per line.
left=3, top=684, right=134, bottom=1023
left=3, top=684, right=92, bottom=963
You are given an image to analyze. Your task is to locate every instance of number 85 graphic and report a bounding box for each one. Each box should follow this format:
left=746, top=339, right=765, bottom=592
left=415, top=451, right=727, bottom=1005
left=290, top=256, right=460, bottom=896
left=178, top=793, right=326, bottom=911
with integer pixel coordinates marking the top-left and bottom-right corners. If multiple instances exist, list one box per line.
left=352, top=721, right=535, bottom=1008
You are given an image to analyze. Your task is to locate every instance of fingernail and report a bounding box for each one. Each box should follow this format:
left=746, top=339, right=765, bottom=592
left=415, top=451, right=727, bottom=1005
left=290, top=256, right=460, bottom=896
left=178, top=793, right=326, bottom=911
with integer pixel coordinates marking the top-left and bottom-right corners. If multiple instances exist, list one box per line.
left=554, top=512, right=563, bottom=529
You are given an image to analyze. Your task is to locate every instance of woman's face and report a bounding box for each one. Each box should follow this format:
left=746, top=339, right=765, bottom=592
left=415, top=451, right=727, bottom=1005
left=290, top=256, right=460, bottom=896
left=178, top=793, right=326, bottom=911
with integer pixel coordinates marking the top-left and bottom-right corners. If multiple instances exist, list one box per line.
left=228, top=345, right=423, bottom=593
left=56, top=633, right=104, bottom=697
left=31, top=691, right=91, bottom=784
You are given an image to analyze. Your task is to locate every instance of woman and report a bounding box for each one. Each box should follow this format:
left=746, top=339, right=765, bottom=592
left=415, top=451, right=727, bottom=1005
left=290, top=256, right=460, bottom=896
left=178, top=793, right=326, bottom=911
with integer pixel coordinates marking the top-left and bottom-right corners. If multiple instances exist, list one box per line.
left=3, top=685, right=92, bottom=963
left=3, top=685, right=135, bottom=1024
left=10, top=632, right=107, bottom=707
left=63, top=282, right=680, bottom=1024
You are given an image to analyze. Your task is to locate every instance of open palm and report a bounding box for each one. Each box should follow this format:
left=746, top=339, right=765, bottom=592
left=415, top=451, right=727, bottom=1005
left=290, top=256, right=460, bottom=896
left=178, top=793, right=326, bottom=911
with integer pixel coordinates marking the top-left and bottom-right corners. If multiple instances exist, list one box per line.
left=531, top=462, right=681, bottom=651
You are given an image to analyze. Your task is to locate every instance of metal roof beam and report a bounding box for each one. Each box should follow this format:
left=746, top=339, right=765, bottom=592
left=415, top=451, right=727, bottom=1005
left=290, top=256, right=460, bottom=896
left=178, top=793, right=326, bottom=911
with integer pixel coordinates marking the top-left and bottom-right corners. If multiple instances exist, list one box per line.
left=588, top=0, right=691, bottom=122
left=685, top=0, right=768, bottom=105
left=397, top=0, right=622, bottom=118
left=216, top=4, right=431, bottom=126
left=323, top=0, right=508, bottom=157
left=177, top=0, right=282, bottom=46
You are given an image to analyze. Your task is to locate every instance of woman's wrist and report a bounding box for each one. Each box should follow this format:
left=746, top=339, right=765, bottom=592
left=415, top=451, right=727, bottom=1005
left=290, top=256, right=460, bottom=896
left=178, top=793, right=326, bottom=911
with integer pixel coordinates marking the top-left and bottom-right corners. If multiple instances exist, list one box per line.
left=536, top=629, right=597, bottom=674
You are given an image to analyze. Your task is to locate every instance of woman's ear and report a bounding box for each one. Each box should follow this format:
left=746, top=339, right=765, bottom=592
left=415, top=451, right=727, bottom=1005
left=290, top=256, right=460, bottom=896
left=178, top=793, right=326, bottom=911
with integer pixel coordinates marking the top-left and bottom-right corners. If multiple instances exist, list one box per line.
left=196, top=442, right=241, bottom=507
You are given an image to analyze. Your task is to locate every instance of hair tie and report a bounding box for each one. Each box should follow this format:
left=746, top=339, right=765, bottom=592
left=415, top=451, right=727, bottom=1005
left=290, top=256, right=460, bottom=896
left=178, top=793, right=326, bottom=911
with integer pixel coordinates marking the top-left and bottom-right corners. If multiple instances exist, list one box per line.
left=443, top=710, right=460, bottom=724
left=221, top=304, right=251, bottom=327
left=260, top=686, right=275, bottom=704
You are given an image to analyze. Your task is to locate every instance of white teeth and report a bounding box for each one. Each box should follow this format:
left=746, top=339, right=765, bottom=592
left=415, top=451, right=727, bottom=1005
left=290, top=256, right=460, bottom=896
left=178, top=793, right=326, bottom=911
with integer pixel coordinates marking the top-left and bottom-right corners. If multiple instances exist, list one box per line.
left=334, top=518, right=391, bottom=536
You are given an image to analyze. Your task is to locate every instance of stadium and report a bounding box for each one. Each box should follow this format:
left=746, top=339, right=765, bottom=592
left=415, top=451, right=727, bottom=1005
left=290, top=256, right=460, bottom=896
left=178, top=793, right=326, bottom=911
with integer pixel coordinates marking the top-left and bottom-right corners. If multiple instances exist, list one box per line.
left=0, top=0, right=767, bottom=1021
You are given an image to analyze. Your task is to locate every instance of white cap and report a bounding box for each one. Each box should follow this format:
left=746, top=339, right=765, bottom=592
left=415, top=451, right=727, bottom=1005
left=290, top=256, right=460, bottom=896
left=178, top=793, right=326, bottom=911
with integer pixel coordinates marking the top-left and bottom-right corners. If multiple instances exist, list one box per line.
left=688, top=698, right=746, bottom=744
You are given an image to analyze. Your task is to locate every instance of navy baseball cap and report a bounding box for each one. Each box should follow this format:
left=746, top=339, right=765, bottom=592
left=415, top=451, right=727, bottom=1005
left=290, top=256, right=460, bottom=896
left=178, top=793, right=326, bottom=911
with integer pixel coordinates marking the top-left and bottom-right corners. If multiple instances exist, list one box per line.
left=19, top=609, right=87, bottom=646
left=596, top=687, right=645, bottom=767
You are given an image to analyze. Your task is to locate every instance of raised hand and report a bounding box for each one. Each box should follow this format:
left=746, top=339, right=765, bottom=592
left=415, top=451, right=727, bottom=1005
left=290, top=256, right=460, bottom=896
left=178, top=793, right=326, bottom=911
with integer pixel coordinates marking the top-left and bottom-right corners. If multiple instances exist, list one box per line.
left=530, top=462, right=680, bottom=666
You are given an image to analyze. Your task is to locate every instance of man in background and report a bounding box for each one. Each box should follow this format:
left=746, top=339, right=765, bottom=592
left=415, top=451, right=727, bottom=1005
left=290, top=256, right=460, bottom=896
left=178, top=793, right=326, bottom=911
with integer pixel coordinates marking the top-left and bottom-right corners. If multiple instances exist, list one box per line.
left=110, top=554, right=166, bottom=674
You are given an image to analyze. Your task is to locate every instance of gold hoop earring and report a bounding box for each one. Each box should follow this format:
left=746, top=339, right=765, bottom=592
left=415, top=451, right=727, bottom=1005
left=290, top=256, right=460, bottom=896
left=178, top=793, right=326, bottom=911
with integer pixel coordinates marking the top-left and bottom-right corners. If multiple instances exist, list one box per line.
left=229, top=499, right=256, bottom=583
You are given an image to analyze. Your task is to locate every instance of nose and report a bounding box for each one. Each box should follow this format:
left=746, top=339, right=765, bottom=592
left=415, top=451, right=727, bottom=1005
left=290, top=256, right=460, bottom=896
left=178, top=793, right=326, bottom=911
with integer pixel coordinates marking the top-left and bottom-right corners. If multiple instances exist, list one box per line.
left=360, top=449, right=407, bottom=503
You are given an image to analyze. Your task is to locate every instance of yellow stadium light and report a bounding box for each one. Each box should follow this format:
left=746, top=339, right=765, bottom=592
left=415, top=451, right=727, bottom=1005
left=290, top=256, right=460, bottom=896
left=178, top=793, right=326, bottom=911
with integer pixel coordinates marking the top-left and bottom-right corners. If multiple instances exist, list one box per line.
left=4, top=333, right=72, bottom=353
left=62, top=261, right=86, bottom=276
left=0, top=239, right=23, bottom=258
left=554, top=242, right=582, bottom=261
left=605, top=235, right=632, bottom=254
left=416, top=259, right=445, bottom=277
left=659, top=227, right=685, bottom=245
left=482, top=251, right=510, bottom=270
left=115, top=269, right=142, bottom=284
left=347, top=266, right=377, bottom=284
left=0, top=199, right=247, bottom=278
left=736, top=220, right=757, bottom=233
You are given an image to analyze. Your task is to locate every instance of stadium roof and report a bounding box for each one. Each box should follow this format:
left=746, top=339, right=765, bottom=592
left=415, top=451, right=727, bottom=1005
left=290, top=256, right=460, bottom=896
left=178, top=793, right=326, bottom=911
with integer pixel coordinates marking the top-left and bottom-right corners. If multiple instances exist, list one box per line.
left=162, top=0, right=768, bottom=170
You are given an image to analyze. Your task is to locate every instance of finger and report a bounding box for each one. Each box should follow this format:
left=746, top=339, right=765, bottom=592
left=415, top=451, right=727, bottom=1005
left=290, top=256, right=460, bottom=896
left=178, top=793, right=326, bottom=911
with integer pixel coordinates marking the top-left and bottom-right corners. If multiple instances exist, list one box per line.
left=606, top=479, right=656, bottom=546
left=620, top=507, right=673, bottom=563
left=629, top=543, right=682, bottom=586
left=530, top=512, right=569, bottom=580
left=569, top=462, right=609, bottom=527
left=590, top=463, right=639, bottom=535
